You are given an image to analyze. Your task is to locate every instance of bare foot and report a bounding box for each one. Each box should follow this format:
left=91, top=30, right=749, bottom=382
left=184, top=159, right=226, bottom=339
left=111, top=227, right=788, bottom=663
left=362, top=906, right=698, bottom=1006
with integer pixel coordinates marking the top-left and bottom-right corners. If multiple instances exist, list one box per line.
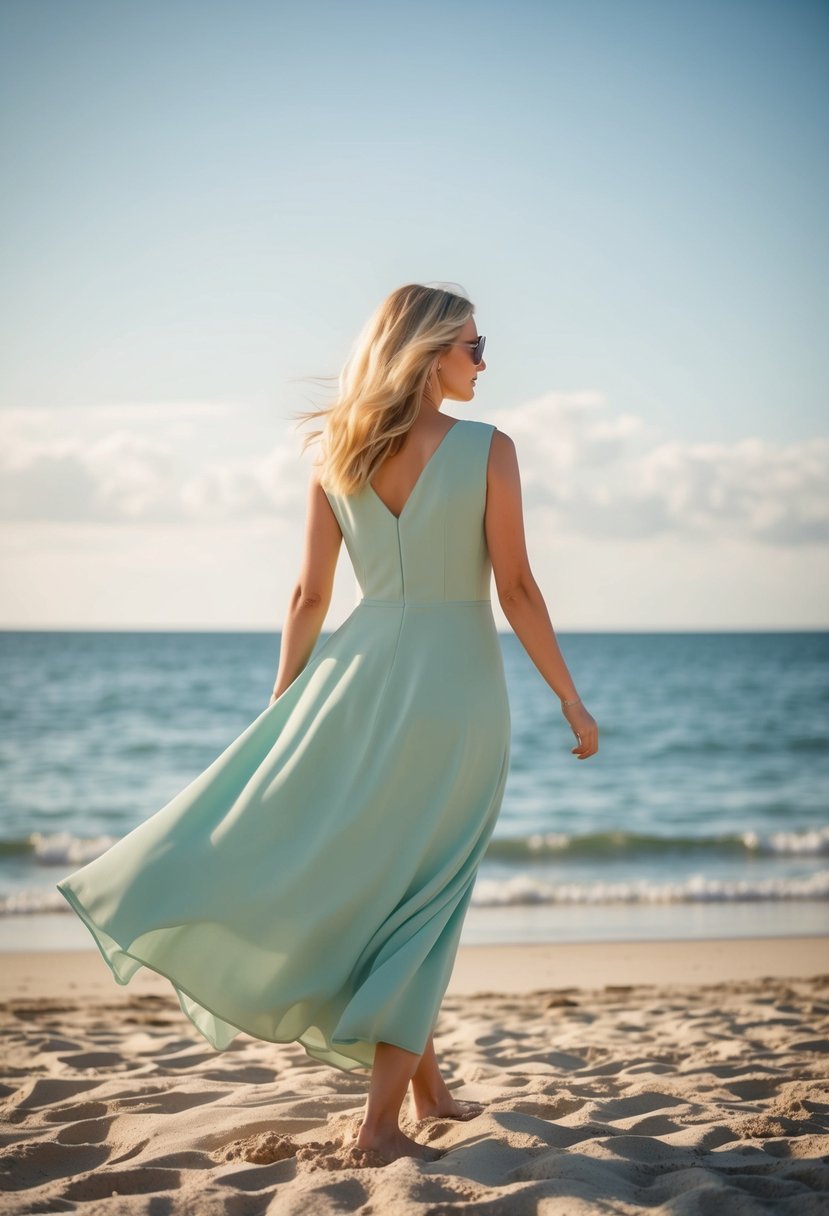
left=412, top=1095, right=485, bottom=1121
left=354, top=1124, right=443, bottom=1164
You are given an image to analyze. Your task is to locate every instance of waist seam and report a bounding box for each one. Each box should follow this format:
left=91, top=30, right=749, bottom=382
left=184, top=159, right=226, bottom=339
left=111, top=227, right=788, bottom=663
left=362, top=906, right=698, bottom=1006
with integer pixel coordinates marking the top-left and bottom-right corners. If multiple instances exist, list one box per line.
left=358, top=597, right=491, bottom=607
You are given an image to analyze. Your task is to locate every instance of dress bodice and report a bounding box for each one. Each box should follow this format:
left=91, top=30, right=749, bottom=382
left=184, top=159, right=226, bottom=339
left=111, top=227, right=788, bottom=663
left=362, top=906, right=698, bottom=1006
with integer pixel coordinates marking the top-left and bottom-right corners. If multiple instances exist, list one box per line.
left=323, top=419, right=496, bottom=605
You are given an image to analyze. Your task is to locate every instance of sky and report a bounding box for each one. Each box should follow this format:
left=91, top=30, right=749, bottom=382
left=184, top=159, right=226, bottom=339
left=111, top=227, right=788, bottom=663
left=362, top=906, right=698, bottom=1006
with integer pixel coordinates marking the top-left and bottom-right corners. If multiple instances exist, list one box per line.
left=1, top=0, right=827, bottom=631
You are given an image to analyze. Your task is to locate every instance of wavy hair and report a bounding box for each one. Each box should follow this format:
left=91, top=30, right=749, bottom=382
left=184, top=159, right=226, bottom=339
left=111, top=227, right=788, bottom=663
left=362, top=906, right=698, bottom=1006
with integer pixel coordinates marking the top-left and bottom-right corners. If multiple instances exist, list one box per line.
left=294, top=283, right=475, bottom=496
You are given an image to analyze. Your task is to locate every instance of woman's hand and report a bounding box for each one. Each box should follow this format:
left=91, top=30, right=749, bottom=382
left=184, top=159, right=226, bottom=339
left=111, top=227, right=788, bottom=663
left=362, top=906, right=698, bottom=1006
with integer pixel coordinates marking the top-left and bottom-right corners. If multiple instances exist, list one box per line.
left=561, top=699, right=599, bottom=759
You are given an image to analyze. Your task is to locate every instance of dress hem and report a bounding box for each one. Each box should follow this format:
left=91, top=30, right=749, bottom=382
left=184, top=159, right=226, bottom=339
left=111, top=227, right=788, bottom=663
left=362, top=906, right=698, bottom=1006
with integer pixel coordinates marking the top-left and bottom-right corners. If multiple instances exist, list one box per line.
left=54, top=879, right=417, bottom=1075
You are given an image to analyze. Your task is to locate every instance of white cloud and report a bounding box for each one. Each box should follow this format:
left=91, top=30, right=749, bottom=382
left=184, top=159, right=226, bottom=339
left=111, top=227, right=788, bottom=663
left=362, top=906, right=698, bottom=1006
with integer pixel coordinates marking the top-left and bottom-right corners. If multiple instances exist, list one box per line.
left=1, top=395, right=827, bottom=547
left=0, top=430, right=179, bottom=522
left=490, top=392, right=829, bottom=546
left=180, top=447, right=306, bottom=520
left=0, top=401, right=311, bottom=524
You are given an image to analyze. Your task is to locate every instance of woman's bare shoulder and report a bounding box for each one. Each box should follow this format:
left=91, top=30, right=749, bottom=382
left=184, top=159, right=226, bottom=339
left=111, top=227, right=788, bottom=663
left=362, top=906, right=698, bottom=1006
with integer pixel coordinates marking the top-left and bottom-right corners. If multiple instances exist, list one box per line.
left=487, top=425, right=518, bottom=468
left=462, top=418, right=516, bottom=451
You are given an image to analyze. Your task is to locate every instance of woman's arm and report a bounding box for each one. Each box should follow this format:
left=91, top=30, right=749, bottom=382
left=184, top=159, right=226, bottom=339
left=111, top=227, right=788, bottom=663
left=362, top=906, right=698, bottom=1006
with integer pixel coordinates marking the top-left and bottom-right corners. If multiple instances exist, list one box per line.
left=484, top=429, right=599, bottom=760
left=270, top=468, right=343, bottom=704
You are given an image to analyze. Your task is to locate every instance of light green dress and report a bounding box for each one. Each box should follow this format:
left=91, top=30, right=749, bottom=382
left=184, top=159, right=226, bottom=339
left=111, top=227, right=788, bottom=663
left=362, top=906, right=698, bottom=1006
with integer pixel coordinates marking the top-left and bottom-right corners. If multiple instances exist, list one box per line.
left=56, top=418, right=511, bottom=1075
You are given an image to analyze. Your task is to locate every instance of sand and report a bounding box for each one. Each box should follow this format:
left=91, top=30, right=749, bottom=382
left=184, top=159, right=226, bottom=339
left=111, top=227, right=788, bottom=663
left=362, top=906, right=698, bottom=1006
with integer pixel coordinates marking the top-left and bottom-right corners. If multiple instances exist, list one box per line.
left=1, top=936, right=827, bottom=1214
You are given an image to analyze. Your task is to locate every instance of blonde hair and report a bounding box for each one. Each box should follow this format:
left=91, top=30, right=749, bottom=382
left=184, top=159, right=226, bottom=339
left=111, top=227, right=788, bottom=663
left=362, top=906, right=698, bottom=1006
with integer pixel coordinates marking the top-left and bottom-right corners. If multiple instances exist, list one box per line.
left=294, top=282, right=475, bottom=496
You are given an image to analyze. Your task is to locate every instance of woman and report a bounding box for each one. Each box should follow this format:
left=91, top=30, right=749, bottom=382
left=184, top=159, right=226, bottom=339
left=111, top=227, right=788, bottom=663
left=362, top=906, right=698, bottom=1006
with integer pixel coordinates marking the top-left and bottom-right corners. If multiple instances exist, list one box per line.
left=57, top=283, right=598, bottom=1167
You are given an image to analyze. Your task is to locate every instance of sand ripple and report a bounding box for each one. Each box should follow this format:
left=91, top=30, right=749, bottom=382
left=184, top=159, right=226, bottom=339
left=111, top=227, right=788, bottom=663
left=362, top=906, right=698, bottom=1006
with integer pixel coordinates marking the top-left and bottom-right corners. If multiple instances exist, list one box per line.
left=1, top=975, right=828, bottom=1213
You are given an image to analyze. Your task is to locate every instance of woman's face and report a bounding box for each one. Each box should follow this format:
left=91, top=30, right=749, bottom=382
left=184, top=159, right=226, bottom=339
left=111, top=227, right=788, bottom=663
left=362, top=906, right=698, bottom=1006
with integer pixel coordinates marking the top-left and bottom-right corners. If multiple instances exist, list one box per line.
left=438, top=316, right=486, bottom=402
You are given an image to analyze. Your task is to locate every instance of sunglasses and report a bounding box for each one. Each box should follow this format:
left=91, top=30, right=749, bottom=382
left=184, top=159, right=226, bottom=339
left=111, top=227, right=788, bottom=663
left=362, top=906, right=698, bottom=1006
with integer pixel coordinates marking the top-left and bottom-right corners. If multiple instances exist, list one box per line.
left=450, top=335, right=486, bottom=364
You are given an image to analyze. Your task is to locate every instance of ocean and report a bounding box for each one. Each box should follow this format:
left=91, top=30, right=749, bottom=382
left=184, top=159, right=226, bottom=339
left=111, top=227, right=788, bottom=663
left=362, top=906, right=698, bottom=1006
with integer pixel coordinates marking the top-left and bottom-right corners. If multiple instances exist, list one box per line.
left=1, top=628, right=826, bottom=950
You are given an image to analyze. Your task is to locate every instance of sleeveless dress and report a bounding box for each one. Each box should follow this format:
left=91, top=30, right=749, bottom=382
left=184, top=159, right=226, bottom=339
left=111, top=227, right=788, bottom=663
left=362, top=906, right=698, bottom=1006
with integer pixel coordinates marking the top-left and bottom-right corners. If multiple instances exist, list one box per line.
left=56, top=418, right=511, bottom=1075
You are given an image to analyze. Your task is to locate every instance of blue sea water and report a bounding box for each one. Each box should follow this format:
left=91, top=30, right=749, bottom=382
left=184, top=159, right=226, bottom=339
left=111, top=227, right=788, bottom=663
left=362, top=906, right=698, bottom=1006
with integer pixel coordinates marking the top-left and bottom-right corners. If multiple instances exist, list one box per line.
left=1, top=629, right=827, bottom=949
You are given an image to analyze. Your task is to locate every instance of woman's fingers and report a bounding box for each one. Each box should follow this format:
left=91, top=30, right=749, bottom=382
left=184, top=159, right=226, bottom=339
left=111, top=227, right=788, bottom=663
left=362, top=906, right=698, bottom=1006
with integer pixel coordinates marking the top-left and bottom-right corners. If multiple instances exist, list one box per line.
left=568, top=714, right=598, bottom=759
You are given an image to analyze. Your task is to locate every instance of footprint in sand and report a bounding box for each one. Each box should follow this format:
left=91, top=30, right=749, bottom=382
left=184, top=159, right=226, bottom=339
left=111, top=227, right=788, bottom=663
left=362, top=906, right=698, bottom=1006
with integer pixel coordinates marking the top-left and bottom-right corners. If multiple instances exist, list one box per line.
left=0, top=1140, right=110, bottom=1191
left=62, top=1166, right=181, bottom=1201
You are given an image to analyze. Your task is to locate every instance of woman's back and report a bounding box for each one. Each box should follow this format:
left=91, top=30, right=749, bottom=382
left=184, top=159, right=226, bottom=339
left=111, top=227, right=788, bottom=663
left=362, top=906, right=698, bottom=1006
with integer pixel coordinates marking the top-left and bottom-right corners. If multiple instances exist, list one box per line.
left=323, top=417, right=498, bottom=605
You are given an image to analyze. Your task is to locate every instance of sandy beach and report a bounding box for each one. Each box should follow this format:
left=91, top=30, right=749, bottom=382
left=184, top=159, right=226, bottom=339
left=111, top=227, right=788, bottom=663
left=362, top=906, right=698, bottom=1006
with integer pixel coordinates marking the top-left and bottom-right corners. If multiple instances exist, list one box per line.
left=1, top=936, right=827, bottom=1213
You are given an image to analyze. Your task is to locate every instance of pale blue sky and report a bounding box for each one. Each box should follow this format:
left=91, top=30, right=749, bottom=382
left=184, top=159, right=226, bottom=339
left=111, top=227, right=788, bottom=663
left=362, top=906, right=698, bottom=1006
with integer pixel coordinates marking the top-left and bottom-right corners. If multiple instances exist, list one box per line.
left=1, top=0, right=827, bottom=629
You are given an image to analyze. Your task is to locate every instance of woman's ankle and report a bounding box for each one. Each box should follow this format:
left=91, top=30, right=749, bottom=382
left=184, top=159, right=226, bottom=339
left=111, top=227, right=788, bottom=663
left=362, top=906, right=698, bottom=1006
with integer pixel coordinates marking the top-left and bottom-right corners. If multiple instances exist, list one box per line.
left=357, top=1114, right=398, bottom=1138
left=411, top=1076, right=451, bottom=1104
left=356, top=1124, right=400, bottom=1149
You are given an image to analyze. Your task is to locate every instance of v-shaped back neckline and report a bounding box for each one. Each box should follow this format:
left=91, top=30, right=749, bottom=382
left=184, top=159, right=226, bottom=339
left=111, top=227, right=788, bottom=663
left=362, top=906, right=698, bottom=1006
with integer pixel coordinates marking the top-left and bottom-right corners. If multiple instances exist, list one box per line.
left=367, top=419, right=464, bottom=522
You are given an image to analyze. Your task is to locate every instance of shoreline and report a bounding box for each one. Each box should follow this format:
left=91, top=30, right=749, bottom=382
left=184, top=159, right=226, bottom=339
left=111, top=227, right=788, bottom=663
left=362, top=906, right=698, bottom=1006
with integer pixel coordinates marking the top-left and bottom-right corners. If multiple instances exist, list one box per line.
left=4, top=896, right=827, bottom=955
left=3, top=933, right=826, bottom=1002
